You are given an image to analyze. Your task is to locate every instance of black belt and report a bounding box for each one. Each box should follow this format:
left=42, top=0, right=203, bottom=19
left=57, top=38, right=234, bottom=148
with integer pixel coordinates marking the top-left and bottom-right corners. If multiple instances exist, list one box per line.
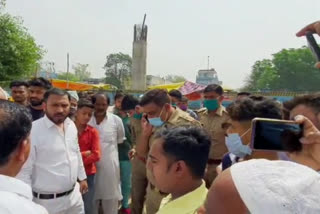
left=33, top=185, right=75, bottom=200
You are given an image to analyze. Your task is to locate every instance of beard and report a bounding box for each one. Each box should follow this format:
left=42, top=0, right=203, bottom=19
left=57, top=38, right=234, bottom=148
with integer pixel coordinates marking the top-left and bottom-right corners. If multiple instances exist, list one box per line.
left=69, top=107, right=77, bottom=117
left=30, top=99, right=43, bottom=107
left=46, top=112, right=68, bottom=125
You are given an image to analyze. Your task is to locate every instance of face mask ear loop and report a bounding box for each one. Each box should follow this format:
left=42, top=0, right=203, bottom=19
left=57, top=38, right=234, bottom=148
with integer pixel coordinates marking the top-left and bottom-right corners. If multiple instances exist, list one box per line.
left=240, top=128, right=251, bottom=138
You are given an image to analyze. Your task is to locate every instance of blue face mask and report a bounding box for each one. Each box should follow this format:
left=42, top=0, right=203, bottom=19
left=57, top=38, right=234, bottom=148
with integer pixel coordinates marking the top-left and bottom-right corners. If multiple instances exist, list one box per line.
left=148, top=107, right=166, bottom=127
left=225, top=130, right=252, bottom=158
left=203, top=99, right=219, bottom=111
left=148, top=117, right=164, bottom=127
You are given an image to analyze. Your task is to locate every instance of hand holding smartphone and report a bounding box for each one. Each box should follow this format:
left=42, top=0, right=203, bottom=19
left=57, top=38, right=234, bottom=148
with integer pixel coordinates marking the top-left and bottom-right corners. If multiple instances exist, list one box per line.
left=250, top=118, right=303, bottom=152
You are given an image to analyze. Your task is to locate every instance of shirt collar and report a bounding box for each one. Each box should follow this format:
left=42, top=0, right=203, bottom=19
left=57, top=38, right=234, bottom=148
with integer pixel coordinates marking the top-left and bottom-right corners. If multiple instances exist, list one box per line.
left=91, top=112, right=109, bottom=124
left=0, top=175, right=32, bottom=200
left=159, top=180, right=208, bottom=213
left=84, top=124, right=90, bottom=132
left=43, top=114, right=71, bottom=129
left=167, top=107, right=181, bottom=125
left=204, top=105, right=226, bottom=117
left=215, top=106, right=226, bottom=116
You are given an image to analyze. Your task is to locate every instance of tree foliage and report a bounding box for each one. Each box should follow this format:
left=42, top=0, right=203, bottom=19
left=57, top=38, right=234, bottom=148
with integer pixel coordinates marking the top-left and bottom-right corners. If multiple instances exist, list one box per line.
left=243, top=47, right=320, bottom=91
left=104, top=52, right=132, bottom=89
left=165, top=75, right=186, bottom=83
left=73, top=63, right=90, bottom=81
left=0, top=11, right=43, bottom=81
left=57, top=72, right=80, bottom=82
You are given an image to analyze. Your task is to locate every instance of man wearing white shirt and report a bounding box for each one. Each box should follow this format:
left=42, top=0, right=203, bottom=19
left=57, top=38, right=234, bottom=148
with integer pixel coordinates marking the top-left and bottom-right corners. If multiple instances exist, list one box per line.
left=17, top=88, right=88, bottom=214
left=89, top=93, right=125, bottom=214
left=0, top=100, right=48, bottom=214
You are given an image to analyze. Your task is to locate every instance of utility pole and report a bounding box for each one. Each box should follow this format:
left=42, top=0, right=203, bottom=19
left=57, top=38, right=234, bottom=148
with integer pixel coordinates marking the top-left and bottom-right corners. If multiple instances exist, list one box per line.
left=207, top=56, right=210, bottom=70
left=66, top=53, right=69, bottom=89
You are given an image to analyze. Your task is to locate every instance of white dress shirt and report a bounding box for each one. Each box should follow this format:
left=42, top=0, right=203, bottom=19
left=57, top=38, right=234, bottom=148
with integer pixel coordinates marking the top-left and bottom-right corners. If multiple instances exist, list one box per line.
left=0, top=174, right=48, bottom=214
left=17, top=115, right=86, bottom=193
left=89, top=112, right=125, bottom=200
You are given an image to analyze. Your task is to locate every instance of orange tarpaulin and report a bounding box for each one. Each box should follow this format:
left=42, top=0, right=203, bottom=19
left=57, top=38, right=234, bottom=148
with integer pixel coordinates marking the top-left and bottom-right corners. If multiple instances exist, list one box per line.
left=51, top=79, right=93, bottom=91
left=51, top=79, right=113, bottom=91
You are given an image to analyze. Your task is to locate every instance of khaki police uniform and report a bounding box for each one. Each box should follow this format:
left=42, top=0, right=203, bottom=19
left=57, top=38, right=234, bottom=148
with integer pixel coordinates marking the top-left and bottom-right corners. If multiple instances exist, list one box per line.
left=145, top=108, right=201, bottom=214
left=130, top=117, right=148, bottom=214
left=197, top=106, right=229, bottom=188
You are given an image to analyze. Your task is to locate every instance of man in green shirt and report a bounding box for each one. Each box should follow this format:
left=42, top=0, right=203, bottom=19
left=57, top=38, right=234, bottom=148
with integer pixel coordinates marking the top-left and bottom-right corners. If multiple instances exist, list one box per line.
left=113, top=92, right=132, bottom=214
left=147, top=126, right=211, bottom=214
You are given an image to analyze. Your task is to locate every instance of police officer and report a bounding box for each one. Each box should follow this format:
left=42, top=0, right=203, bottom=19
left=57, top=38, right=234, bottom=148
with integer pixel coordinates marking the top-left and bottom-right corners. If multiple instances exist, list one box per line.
left=121, top=95, right=145, bottom=214
left=138, top=89, right=201, bottom=214
left=197, top=84, right=229, bottom=188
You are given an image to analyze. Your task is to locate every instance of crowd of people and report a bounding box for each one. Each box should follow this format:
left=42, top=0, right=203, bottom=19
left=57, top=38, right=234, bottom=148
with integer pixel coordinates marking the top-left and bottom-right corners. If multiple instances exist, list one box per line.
left=1, top=21, right=320, bottom=214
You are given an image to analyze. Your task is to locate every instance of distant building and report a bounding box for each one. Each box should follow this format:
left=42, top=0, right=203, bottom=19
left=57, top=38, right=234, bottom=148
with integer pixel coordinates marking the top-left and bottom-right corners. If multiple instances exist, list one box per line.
left=86, top=78, right=105, bottom=84
left=37, top=70, right=58, bottom=79
left=146, top=75, right=166, bottom=86
left=196, top=68, right=222, bottom=86
left=37, top=61, right=58, bottom=79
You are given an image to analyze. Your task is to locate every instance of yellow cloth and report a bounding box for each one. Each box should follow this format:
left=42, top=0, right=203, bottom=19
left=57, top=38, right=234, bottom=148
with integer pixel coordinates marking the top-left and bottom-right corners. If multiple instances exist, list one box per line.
left=157, top=181, right=207, bottom=214
left=148, top=82, right=185, bottom=91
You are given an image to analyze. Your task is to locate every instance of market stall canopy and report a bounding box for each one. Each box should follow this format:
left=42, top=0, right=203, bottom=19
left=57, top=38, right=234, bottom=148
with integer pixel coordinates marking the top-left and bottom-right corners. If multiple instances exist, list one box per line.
left=148, top=82, right=184, bottom=91
left=51, top=79, right=114, bottom=91
left=148, top=81, right=233, bottom=100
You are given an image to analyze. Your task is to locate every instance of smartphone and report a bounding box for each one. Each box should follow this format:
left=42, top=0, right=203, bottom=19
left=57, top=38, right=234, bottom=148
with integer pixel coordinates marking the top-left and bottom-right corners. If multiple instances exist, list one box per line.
left=306, top=31, right=320, bottom=62
left=251, top=118, right=303, bottom=152
left=144, top=114, right=149, bottom=123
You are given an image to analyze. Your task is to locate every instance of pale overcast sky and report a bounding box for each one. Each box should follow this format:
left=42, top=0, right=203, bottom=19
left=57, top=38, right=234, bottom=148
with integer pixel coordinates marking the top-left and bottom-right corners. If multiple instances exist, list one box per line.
left=6, top=0, right=320, bottom=88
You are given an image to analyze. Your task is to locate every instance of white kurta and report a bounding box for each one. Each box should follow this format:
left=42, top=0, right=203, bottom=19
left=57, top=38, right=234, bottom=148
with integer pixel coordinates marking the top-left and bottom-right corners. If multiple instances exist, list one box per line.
left=89, top=112, right=125, bottom=200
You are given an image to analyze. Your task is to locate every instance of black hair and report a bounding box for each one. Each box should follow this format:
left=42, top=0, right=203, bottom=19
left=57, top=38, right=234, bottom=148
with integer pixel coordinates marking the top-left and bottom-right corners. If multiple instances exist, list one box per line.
left=115, top=91, right=125, bottom=101
left=283, top=93, right=320, bottom=114
left=0, top=100, right=32, bottom=166
left=227, top=97, right=282, bottom=121
left=237, top=92, right=251, bottom=96
left=121, top=95, right=139, bottom=111
left=180, top=96, right=189, bottom=103
left=92, top=93, right=110, bottom=105
left=140, top=89, right=170, bottom=107
left=155, top=127, right=211, bottom=179
left=10, top=80, right=29, bottom=88
left=203, top=84, right=223, bottom=95
left=28, top=77, right=52, bottom=90
left=77, top=99, right=94, bottom=109
left=169, top=89, right=182, bottom=100
left=248, top=95, right=267, bottom=102
left=44, top=88, right=71, bottom=102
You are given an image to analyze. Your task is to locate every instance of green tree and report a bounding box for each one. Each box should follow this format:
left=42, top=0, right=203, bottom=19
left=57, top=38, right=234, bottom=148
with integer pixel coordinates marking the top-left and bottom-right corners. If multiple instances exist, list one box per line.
left=165, top=75, right=186, bottom=83
left=0, top=8, right=43, bottom=81
left=73, top=63, right=90, bottom=81
left=243, top=47, right=320, bottom=91
left=57, top=72, right=80, bottom=82
left=104, top=53, right=132, bottom=89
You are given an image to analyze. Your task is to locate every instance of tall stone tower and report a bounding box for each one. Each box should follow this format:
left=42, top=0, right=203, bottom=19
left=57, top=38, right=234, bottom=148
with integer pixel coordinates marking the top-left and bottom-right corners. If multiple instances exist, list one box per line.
left=131, top=15, right=147, bottom=91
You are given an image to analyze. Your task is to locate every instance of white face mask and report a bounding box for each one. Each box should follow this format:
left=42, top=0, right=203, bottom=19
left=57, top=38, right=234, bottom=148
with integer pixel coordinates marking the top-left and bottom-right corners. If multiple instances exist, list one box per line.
left=225, top=129, right=252, bottom=158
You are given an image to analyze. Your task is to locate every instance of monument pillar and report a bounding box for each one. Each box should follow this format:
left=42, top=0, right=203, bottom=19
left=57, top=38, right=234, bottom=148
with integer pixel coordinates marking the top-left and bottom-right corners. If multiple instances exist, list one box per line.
left=131, top=15, right=147, bottom=91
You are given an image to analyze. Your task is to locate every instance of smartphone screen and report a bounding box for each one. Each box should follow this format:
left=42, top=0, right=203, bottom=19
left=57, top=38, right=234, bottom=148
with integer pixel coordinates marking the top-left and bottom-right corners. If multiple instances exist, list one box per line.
left=252, top=119, right=303, bottom=152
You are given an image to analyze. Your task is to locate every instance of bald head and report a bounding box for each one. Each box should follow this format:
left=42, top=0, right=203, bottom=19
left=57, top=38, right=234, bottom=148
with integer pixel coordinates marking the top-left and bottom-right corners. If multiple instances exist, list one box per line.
left=205, top=169, right=247, bottom=214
